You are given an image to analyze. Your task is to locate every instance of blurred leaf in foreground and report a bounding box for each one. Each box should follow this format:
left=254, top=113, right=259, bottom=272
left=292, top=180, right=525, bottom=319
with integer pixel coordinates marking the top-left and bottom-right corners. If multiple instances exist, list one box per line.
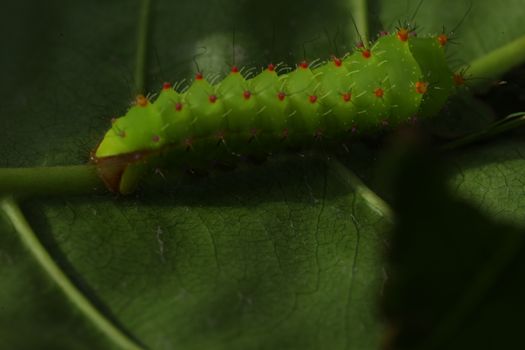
left=381, top=138, right=525, bottom=350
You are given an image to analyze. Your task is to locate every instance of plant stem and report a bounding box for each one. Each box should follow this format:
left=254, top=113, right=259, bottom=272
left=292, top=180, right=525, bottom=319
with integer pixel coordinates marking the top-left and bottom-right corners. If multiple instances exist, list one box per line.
left=134, top=0, right=152, bottom=93
left=0, top=197, right=145, bottom=350
left=467, top=35, right=525, bottom=87
left=0, top=0, right=155, bottom=199
left=349, top=0, right=369, bottom=45
left=441, top=112, right=525, bottom=151
left=331, top=159, right=394, bottom=223
left=0, top=165, right=104, bottom=198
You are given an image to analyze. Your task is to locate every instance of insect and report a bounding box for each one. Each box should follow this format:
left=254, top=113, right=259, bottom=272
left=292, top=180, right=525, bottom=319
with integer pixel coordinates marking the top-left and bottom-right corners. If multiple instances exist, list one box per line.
left=91, top=25, right=465, bottom=194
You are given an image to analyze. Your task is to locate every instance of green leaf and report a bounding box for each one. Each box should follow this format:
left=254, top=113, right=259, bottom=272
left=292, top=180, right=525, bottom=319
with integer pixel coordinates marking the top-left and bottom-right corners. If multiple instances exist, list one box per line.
left=382, top=143, right=525, bottom=350
left=2, top=157, right=389, bottom=349
left=1, top=0, right=525, bottom=349
left=449, top=138, right=525, bottom=226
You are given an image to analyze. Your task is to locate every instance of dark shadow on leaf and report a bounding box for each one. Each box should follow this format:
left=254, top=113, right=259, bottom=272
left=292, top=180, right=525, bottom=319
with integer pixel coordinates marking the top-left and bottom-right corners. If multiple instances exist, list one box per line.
left=380, top=138, right=525, bottom=350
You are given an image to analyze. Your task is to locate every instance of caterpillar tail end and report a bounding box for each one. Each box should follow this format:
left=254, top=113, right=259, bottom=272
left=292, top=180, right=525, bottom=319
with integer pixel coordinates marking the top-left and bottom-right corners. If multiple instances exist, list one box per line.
left=90, top=151, right=148, bottom=195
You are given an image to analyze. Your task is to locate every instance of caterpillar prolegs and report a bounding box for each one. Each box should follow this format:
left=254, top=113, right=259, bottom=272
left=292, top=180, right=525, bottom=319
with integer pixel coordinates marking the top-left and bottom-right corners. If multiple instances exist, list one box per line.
left=92, top=29, right=459, bottom=194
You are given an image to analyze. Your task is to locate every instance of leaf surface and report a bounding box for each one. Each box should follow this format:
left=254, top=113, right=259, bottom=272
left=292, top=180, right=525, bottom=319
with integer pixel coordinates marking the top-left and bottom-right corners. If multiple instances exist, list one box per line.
left=1, top=0, right=525, bottom=349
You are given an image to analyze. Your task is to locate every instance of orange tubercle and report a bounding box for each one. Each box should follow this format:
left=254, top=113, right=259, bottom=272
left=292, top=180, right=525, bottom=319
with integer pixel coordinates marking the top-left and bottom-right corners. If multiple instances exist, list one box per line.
left=397, top=28, right=409, bottom=42
left=184, top=138, right=193, bottom=150
left=135, top=94, right=148, bottom=107
left=415, top=81, right=429, bottom=94
left=216, top=130, right=225, bottom=141
left=437, top=33, right=448, bottom=47
left=453, top=73, right=465, bottom=86
left=362, top=49, right=371, bottom=59
left=374, top=88, right=384, bottom=98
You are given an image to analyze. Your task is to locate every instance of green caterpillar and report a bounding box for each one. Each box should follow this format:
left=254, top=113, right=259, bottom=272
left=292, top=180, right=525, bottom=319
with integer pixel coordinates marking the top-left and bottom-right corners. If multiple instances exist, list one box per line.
left=92, top=28, right=461, bottom=194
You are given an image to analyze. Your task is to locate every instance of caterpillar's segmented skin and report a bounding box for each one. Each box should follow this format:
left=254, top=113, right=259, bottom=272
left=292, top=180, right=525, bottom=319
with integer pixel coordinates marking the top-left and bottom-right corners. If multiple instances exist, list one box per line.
left=92, top=29, right=459, bottom=194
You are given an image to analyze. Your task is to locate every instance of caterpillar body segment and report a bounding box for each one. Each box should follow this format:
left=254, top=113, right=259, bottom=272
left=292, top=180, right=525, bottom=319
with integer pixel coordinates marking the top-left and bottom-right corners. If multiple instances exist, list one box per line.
left=92, top=32, right=454, bottom=194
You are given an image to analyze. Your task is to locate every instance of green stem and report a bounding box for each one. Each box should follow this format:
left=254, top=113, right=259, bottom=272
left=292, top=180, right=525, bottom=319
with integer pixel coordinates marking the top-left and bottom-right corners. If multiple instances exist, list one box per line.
left=349, top=0, right=369, bottom=45
left=1, top=109, right=522, bottom=198
left=134, top=0, right=152, bottom=93
left=467, top=35, right=525, bottom=87
left=0, top=197, right=145, bottom=350
left=441, top=112, right=525, bottom=151
left=0, top=0, right=154, bottom=199
left=330, top=159, right=394, bottom=223
left=0, top=165, right=103, bottom=198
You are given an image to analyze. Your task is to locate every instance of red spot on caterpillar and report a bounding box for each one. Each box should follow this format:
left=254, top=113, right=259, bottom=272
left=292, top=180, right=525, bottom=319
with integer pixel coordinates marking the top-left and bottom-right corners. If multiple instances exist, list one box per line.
left=162, top=82, right=172, bottom=90
left=152, top=135, right=160, bottom=143
left=184, top=137, right=193, bottom=150
left=362, top=49, right=371, bottom=59
left=135, top=95, right=148, bottom=107
left=356, top=41, right=365, bottom=49
left=267, top=63, right=275, bottom=72
left=248, top=128, right=259, bottom=143
left=374, top=88, right=384, bottom=98
left=342, top=92, right=352, bottom=102
left=415, top=81, right=429, bottom=94
left=277, top=91, right=286, bottom=101
left=231, top=66, right=239, bottom=73
left=216, top=130, right=225, bottom=141
left=333, top=57, right=342, bottom=67
left=309, top=95, right=318, bottom=103
left=195, top=72, right=204, bottom=80
left=243, top=90, right=251, bottom=100
left=397, top=28, right=409, bottom=42
left=299, top=61, right=309, bottom=69
left=175, top=102, right=183, bottom=111
left=379, top=31, right=389, bottom=37
left=453, top=73, right=465, bottom=86
left=437, top=33, right=448, bottom=47
left=209, top=94, right=218, bottom=103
